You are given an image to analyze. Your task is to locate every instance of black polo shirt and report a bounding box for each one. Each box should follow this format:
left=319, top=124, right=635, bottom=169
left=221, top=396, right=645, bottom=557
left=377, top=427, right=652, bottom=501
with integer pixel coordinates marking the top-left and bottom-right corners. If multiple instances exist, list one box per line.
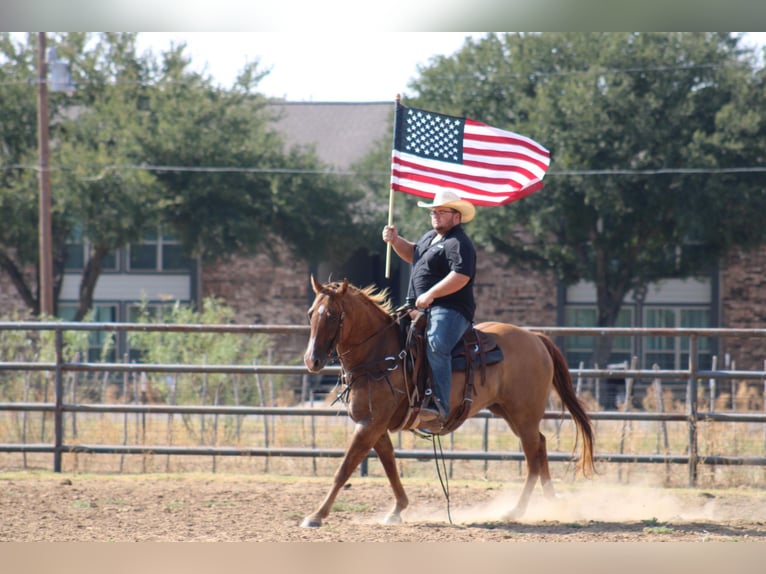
left=406, top=224, right=476, bottom=322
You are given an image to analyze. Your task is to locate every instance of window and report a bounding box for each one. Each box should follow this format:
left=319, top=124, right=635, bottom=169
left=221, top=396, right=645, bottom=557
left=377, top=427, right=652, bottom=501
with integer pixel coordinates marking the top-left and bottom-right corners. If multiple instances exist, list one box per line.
left=644, top=307, right=712, bottom=370
left=161, top=230, right=192, bottom=270
left=564, top=306, right=633, bottom=367
left=128, top=228, right=191, bottom=271
left=65, top=226, right=117, bottom=271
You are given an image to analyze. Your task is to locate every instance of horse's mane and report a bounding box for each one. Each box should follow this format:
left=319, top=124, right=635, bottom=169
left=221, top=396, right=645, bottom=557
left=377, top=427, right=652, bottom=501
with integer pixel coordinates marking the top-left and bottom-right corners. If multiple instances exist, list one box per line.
left=354, top=284, right=394, bottom=315
left=322, top=279, right=394, bottom=316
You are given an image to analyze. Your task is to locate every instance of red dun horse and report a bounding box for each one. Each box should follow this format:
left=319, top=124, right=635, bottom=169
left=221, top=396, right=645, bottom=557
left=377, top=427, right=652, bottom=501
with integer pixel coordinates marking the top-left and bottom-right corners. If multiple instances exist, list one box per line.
left=302, top=276, right=594, bottom=527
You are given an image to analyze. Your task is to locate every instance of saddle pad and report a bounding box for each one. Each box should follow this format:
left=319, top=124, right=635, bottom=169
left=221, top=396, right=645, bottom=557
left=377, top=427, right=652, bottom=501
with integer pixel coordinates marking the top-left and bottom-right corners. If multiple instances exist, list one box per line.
left=451, top=346, right=504, bottom=371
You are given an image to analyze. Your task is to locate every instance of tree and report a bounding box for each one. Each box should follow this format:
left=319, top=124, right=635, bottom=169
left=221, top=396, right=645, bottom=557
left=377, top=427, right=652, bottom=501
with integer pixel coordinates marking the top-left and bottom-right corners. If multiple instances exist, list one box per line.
left=0, top=33, right=366, bottom=318
left=407, top=32, right=766, bottom=364
left=139, top=57, right=362, bottom=265
left=0, top=33, right=179, bottom=318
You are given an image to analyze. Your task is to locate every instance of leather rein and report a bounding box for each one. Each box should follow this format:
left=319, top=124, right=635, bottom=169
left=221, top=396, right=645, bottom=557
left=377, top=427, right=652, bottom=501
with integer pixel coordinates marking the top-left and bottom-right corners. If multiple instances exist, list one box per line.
left=335, top=314, right=399, bottom=373
left=325, top=307, right=405, bottom=399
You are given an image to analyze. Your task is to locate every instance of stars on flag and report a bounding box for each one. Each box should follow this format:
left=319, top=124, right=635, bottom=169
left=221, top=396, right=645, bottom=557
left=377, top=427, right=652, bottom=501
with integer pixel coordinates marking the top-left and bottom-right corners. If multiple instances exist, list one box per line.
left=402, top=108, right=464, bottom=164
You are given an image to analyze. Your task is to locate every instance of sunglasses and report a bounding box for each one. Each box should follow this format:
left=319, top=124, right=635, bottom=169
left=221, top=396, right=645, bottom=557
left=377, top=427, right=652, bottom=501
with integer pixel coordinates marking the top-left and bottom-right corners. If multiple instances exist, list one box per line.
left=430, top=209, right=458, bottom=217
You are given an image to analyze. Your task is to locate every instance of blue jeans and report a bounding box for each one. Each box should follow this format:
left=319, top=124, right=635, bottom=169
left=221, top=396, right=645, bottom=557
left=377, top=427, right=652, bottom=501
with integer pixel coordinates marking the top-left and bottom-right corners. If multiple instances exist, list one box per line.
left=426, top=307, right=471, bottom=413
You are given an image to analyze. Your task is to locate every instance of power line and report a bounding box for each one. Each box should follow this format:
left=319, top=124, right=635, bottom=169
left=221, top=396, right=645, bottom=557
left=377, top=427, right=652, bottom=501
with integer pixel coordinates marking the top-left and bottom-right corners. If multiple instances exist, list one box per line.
left=548, top=167, right=766, bottom=176
left=0, top=163, right=340, bottom=175
left=3, top=163, right=766, bottom=177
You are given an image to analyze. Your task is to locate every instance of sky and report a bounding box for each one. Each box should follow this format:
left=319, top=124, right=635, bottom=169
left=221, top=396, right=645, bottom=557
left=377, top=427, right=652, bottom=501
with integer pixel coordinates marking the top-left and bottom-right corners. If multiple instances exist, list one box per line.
left=134, top=32, right=479, bottom=101
left=134, top=32, right=766, bottom=103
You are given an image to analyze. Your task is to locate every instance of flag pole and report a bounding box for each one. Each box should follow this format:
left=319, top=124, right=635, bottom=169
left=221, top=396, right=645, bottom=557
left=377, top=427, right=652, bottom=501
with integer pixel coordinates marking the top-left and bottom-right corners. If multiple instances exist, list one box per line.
left=385, top=94, right=401, bottom=279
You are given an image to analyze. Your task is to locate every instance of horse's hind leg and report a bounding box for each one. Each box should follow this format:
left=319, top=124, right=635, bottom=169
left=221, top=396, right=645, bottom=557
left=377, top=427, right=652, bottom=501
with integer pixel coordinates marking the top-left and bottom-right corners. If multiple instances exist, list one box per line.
left=504, top=428, right=555, bottom=520
left=536, top=431, right=556, bottom=498
left=373, top=432, right=409, bottom=524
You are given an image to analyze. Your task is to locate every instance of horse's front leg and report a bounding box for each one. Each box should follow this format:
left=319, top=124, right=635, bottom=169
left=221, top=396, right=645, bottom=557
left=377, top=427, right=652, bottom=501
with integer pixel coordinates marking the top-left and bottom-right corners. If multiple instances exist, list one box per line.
left=301, top=422, right=384, bottom=528
left=373, top=431, right=408, bottom=524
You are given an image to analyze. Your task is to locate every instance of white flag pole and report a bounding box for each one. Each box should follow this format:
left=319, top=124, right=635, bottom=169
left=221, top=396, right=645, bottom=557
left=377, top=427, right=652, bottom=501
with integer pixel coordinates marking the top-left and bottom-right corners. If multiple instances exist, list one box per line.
left=385, top=94, right=401, bottom=279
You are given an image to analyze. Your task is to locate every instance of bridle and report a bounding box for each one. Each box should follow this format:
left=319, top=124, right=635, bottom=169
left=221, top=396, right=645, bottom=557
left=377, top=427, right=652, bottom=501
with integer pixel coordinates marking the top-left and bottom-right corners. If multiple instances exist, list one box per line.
left=311, top=289, right=425, bottom=432
left=311, top=289, right=402, bottom=398
left=311, top=286, right=397, bottom=360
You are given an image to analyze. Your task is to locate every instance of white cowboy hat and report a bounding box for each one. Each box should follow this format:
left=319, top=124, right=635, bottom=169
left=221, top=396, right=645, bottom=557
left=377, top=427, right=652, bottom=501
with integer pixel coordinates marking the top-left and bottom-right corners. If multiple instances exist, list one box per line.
left=417, top=189, right=476, bottom=223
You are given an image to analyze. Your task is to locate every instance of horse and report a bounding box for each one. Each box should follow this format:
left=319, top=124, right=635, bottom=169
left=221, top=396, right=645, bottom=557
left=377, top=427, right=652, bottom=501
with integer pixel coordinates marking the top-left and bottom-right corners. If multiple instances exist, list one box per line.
left=301, top=276, right=595, bottom=528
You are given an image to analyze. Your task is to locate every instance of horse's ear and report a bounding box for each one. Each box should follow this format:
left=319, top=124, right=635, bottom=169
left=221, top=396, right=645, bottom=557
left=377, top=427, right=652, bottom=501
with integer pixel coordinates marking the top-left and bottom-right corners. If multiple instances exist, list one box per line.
left=339, top=278, right=349, bottom=295
left=310, top=274, right=323, bottom=295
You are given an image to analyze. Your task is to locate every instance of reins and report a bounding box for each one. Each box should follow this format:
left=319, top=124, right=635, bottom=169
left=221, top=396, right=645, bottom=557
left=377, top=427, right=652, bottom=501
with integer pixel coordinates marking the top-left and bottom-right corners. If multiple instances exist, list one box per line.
left=335, top=316, right=398, bottom=361
left=431, top=434, right=452, bottom=524
left=334, top=312, right=400, bottom=381
left=326, top=298, right=404, bottom=404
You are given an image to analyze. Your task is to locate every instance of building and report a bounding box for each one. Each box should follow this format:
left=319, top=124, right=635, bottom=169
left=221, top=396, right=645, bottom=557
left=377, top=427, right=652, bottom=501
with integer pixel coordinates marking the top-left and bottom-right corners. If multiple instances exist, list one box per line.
left=2, top=101, right=765, bottom=372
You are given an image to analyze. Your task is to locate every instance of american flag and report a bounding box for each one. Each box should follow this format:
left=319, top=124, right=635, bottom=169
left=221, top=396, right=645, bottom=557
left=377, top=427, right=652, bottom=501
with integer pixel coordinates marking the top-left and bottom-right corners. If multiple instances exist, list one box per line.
left=391, top=103, right=550, bottom=206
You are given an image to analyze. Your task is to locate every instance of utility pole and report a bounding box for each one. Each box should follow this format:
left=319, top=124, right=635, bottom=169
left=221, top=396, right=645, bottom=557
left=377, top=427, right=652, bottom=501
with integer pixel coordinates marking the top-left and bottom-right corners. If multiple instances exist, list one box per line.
left=37, top=31, right=53, bottom=317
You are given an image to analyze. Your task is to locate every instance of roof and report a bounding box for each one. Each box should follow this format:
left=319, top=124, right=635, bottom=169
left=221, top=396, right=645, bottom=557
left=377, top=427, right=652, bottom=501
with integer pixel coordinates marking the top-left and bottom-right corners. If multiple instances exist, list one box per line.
left=268, top=101, right=393, bottom=169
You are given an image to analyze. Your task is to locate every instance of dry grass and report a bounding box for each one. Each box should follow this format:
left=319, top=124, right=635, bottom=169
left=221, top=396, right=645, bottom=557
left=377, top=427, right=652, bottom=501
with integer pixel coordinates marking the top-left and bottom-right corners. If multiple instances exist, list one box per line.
left=2, top=365, right=764, bottom=486
left=2, top=404, right=765, bottom=489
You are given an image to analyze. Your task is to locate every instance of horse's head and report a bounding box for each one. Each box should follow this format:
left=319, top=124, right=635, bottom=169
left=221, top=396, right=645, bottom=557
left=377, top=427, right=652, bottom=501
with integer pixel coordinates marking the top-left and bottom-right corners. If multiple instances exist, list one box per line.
left=303, top=275, right=349, bottom=373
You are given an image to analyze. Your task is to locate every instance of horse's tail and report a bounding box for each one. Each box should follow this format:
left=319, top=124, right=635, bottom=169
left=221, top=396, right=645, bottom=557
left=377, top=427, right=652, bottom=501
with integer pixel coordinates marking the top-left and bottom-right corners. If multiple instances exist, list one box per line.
left=537, top=333, right=596, bottom=477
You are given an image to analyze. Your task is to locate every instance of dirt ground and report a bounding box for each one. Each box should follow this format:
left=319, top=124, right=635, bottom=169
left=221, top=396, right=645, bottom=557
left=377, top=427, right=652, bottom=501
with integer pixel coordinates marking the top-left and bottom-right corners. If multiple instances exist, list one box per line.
left=1, top=471, right=765, bottom=542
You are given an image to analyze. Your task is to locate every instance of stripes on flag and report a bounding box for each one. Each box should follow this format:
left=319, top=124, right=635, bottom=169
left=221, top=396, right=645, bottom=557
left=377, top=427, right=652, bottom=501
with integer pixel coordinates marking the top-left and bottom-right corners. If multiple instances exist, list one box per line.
left=391, top=103, right=550, bottom=206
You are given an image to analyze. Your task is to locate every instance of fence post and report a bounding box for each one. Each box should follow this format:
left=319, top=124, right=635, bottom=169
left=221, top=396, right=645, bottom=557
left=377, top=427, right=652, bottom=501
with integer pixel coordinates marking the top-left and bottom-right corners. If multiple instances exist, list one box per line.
left=687, top=334, right=699, bottom=486
left=482, top=417, right=489, bottom=479
left=618, top=357, right=637, bottom=483
left=53, top=328, right=64, bottom=473
left=709, top=355, right=717, bottom=413
left=653, top=363, right=671, bottom=483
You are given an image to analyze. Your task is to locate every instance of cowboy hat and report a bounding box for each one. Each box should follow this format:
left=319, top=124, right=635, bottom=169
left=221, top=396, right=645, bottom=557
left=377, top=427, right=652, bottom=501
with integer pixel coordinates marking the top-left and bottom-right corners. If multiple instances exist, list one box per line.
left=417, top=189, right=476, bottom=223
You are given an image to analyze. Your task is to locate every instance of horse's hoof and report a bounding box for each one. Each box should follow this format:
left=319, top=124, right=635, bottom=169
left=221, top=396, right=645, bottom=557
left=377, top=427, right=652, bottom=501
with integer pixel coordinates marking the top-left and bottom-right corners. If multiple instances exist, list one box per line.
left=382, top=513, right=402, bottom=525
left=502, top=508, right=524, bottom=521
left=300, top=517, right=322, bottom=528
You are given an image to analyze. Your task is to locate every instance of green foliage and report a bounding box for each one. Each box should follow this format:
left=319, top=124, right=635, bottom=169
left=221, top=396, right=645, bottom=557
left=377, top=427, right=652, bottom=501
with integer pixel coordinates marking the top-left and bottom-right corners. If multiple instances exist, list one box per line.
left=129, top=43, right=365, bottom=265
left=0, top=309, right=91, bottom=403
left=0, top=33, right=50, bottom=290
left=403, top=32, right=766, bottom=334
left=0, top=314, right=90, bottom=366
left=129, top=296, right=267, bottom=364
left=0, top=32, right=367, bottom=319
left=331, top=499, right=371, bottom=513
left=354, top=114, right=444, bottom=280
left=642, top=517, right=675, bottom=534
left=127, top=297, right=274, bottom=408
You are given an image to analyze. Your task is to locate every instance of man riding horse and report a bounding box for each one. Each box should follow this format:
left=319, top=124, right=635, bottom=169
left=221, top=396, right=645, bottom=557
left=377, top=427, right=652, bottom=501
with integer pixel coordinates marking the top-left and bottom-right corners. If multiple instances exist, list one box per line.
left=382, top=189, right=477, bottom=424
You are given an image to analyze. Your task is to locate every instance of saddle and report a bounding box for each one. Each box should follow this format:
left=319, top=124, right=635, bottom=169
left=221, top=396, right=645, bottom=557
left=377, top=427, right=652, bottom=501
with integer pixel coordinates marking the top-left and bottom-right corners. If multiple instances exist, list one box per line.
left=395, top=308, right=504, bottom=433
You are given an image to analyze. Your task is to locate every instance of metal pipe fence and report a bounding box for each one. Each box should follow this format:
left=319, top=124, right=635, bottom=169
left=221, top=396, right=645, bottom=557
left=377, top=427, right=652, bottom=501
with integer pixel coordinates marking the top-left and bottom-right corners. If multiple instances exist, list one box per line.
left=1, top=321, right=766, bottom=484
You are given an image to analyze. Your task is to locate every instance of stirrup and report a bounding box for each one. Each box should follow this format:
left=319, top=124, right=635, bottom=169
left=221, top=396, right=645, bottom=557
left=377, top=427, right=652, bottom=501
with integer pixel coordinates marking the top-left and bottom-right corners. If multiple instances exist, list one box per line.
left=423, top=389, right=447, bottom=418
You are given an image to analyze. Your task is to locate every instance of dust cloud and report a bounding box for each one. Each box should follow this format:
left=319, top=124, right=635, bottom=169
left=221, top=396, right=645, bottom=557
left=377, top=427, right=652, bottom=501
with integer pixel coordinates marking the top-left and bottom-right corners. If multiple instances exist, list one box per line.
left=400, top=477, right=722, bottom=525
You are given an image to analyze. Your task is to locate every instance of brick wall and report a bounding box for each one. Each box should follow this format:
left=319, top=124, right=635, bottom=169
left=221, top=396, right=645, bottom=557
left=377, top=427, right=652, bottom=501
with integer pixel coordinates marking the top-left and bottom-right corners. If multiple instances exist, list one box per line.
left=474, top=249, right=557, bottom=327
left=200, top=245, right=311, bottom=362
left=201, top=251, right=310, bottom=326
left=202, top=247, right=557, bottom=328
left=719, top=244, right=766, bottom=370
left=198, top=246, right=558, bottom=364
